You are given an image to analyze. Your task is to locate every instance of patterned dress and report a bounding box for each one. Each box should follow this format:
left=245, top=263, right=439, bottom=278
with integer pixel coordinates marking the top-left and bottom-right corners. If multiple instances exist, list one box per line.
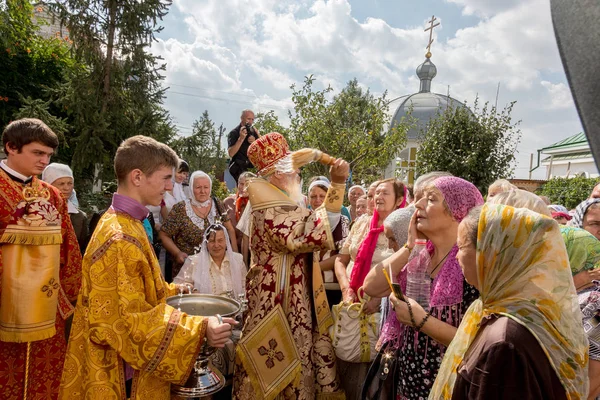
left=396, top=279, right=479, bottom=400
left=161, top=198, right=224, bottom=277
left=233, top=178, right=344, bottom=400
left=0, top=170, right=82, bottom=400
left=337, top=214, right=393, bottom=400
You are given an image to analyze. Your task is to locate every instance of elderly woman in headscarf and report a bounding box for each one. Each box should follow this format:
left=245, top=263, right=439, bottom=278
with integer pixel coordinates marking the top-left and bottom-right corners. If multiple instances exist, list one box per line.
left=572, top=198, right=600, bottom=240
left=428, top=203, right=589, bottom=400
left=333, top=178, right=405, bottom=400
left=307, top=178, right=350, bottom=306
left=363, top=176, right=483, bottom=400
left=174, top=223, right=246, bottom=297
left=348, top=184, right=366, bottom=222
left=174, top=223, right=245, bottom=381
left=159, top=170, right=238, bottom=279
left=42, top=163, right=88, bottom=253
left=486, top=178, right=516, bottom=199
left=549, top=204, right=573, bottom=225
left=490, top=189, right=600, bottom=399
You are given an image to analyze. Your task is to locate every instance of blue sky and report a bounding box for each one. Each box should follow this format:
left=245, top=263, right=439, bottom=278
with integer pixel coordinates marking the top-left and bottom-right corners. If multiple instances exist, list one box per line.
left=151, top=0, right=583, bottom=179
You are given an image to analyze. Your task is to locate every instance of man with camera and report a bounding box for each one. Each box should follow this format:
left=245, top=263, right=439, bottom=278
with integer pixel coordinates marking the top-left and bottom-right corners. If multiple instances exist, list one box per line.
left=227, top=109, right=260, bottom=183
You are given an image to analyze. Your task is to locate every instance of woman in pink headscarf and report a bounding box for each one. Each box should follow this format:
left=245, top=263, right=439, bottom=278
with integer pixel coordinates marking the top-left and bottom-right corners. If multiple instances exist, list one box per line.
left=363, top=176, right=484, bottom=400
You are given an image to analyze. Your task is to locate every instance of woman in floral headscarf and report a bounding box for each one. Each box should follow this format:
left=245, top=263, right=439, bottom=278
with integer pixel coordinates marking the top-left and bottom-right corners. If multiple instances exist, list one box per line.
left=490, top=189, right=599, bottom=399
left=364, top=176, right=483, bottom=399
left=429, top=203, right=589, bottom=400
left=572, top=198, right=600, bottom=240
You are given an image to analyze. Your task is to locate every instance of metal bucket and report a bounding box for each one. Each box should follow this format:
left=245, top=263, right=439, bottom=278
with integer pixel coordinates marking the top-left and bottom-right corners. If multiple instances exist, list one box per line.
left=167, top=294, right=241, bottom=398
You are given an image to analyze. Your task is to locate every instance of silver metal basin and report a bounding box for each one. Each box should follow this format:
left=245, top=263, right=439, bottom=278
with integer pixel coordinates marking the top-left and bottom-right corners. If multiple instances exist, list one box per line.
left=166, top=294, right=240, bottom=318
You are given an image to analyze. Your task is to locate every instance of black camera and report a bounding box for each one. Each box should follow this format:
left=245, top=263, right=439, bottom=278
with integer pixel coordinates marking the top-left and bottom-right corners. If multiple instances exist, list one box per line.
left=245, top=123, right=252, bottom=134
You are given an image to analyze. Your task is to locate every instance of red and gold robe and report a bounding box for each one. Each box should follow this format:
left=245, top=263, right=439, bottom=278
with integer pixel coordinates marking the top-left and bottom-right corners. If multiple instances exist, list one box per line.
left=0, top=169, right=82, bottom=400
left=59, top=208, right=207, bottom=400
left=233, top=178, right=345, bottom=400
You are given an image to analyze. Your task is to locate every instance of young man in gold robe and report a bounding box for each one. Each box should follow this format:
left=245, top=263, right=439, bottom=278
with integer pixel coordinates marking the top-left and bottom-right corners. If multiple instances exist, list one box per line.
left=59, top=135, right=235, bottom=400
left=0, top=118, right=82, bottom=400
left=233, top=132, right=348, bottom=400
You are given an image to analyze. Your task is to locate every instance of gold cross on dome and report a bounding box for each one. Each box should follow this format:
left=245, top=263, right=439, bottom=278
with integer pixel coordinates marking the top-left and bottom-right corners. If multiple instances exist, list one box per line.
left=424, top=15, right=440, bottom=58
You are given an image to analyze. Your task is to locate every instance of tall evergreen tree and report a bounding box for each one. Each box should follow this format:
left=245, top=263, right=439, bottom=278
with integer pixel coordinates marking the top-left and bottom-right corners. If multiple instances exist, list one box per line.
left=170, top=110, right=228, bottom=180
left=50, top=0, right=175, bottom=177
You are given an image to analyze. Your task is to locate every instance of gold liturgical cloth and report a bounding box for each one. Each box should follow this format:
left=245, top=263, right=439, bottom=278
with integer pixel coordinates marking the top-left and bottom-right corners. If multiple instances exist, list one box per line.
left=236, top=305, right=302, bottom=400
left=0, top=185, right=63, bottom=343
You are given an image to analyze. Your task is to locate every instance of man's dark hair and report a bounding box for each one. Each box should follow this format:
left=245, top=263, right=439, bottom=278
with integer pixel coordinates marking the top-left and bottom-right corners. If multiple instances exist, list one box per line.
left=2, top=118, right=59, bottom=154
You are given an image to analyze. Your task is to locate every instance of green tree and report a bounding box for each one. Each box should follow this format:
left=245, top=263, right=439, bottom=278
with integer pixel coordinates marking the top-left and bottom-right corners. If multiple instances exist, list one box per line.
left=537, top=176, right=599, bottom=209
left=50, top=0, right=176, bottom=178
left=254, top=110, right=288, bottom=137
left=170, top=111, right=229, bottom=195
left=286, top=76, right=409, bottom=184
left=416, top=97, right=521, bottom=192
left=0, top=0, right=76, bottom=135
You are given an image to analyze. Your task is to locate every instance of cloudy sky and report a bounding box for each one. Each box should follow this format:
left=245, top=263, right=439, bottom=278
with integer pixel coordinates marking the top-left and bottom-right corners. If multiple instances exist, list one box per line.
left=151, top=0, right=583, bottom=180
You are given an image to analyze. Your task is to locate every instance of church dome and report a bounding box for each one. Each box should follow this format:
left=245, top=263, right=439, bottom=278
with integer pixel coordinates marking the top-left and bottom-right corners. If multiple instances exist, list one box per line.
left=390, top=57, right=467, bottom=140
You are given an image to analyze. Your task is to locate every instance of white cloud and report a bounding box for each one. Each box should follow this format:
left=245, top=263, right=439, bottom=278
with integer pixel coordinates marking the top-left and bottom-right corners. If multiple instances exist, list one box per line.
left=540, top=81, right=574, bottom=110
left=153, top=0, right=583, bottom=179
left=445, top=0, right=522, bottom=18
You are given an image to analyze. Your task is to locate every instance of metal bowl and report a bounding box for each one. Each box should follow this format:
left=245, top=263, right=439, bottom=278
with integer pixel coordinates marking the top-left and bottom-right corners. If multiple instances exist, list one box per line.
left=166, top=294, right=240, bottom=318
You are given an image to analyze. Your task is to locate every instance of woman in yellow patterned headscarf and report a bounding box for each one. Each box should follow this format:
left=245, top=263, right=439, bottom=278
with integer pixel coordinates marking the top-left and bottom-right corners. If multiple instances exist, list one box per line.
left=429, top=203, right=589, bottom=400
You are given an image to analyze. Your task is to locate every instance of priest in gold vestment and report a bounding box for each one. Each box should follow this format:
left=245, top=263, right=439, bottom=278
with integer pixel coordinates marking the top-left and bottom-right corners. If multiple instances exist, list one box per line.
left=0, top=119, right=82, bottom=400
left=59, top=135, right=235, bottom=400
left=233, top=132, right=347, bottom=400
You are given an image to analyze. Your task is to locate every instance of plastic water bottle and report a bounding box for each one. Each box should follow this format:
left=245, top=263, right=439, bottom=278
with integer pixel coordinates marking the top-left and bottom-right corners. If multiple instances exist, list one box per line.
left=405, top=239, right=431, bottom=309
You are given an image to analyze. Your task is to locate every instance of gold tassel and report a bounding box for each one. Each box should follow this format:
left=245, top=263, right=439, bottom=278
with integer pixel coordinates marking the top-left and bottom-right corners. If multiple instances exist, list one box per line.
left=0, top=327, right=56, bottom=343
left=0, top=231, right=62, bottom=246
left=24, top=342, right=31, bottom=400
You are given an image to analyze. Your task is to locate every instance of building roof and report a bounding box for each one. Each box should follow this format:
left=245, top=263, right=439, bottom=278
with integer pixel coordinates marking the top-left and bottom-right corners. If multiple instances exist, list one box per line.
left=541, top=132, right=588, bottom=151
left=542, top=151, right=593, bottom=162
left=389, top=57, right=468, bottom=140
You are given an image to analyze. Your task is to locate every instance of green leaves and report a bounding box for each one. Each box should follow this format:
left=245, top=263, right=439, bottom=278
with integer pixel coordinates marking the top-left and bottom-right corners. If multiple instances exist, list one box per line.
left=285, top=76, right=409, bottom=185
left=416, top=96, right=521, bottom=192
left=538, top=176, right=599, bottom=209
left=170, top=110, right=228, bottom=186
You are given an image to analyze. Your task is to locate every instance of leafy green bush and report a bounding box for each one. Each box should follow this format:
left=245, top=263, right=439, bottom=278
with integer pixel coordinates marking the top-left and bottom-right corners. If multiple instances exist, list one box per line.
left=537, top=176, right=599, bottom=209
left=417, top=97, right=521, bottom=193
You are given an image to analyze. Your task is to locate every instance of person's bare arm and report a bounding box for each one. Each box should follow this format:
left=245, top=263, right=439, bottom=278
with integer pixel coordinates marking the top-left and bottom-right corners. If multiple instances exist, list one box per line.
left=318, top=253, right=337, bottom=271
left=573, top=268, right=600, bottom=291
left=390, top=294, right=457, bottom=347
left=160, top=205, right=168, bottom=222
left=334, top=253, right=355, bottom=302
left=363, top=247, right=411, bottom=297
left=159, top=231, right=187, bottom=264
left=227, top=127, right=247, bottom=158
left=224, top=220, right=239, bottom=252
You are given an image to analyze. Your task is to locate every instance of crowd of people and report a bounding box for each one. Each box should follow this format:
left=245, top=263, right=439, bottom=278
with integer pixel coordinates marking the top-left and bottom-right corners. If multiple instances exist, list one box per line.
left=0, top=116, right=599, bottom=400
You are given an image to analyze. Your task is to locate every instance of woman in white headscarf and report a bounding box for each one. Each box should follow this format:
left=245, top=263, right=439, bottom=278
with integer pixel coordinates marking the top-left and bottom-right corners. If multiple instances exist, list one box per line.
left=174, top=224, right=246, bottom=297
left=160, top=170, right=238, bottom=280
left=174, top=223, right=246, bottom=380
left=42, top=162, right=88, bottom=253
left=348, top=185, right=366, bottom=222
